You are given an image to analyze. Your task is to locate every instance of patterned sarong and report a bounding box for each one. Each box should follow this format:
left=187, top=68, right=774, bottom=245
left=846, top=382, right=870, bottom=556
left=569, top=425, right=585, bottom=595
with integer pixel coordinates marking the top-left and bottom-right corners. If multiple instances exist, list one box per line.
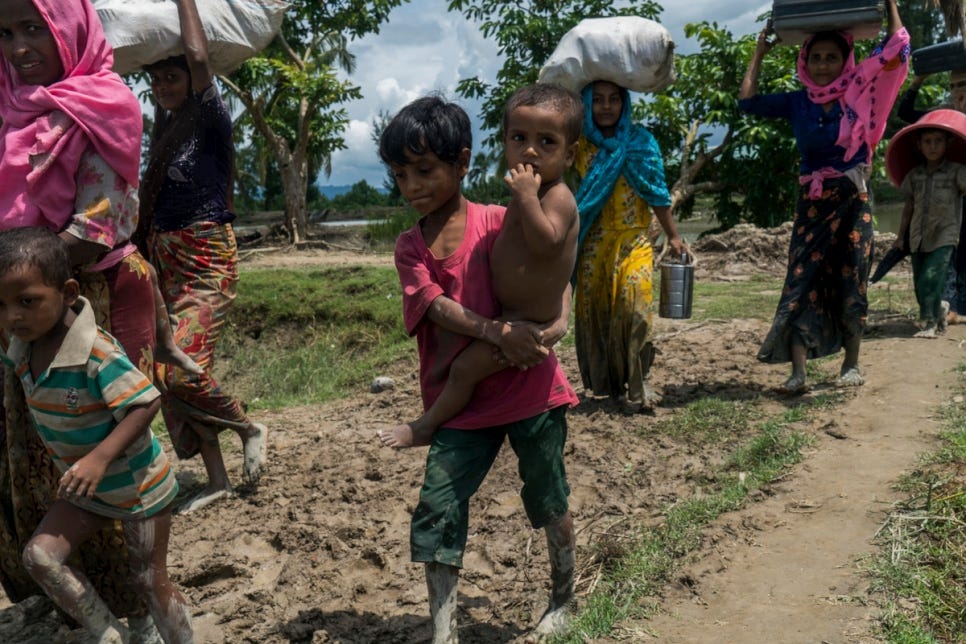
left=758, top=177, right=874, bottom=363
left=150, top=222, right=249, bottom=459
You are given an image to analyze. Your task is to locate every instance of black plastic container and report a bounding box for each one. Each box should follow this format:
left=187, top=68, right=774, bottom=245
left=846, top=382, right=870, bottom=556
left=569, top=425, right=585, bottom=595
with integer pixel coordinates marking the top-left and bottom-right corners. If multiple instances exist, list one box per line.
left=912, top=40, right=966, bottom=75
left=772, top=0, right=884, bottom=44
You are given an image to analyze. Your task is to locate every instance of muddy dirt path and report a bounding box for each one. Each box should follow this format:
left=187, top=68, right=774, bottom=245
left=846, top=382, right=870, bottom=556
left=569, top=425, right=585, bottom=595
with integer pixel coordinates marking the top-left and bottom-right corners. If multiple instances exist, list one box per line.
left=2, top=232, right=961, bottom=643
left=634, top=329, right=965, bottom=643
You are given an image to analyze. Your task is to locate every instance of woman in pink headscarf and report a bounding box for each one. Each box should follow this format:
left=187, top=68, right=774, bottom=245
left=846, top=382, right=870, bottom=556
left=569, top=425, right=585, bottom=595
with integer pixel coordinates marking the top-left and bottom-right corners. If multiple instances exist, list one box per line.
left=0, top=0, right=190, bottom=637
left=738, top=0, right=910, bottom=394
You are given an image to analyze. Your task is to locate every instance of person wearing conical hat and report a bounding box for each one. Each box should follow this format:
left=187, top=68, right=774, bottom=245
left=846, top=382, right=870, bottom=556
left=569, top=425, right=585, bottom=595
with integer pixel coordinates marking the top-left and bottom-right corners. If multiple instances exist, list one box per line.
left=898, top=69, right=966, bottom=326
left=889, top=111, right=966, bottom=336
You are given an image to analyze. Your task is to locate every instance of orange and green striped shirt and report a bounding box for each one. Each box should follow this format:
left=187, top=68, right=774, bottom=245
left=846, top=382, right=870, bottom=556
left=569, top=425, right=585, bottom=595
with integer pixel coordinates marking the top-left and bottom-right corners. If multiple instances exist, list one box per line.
left=0, top=297, right=177, bottom=519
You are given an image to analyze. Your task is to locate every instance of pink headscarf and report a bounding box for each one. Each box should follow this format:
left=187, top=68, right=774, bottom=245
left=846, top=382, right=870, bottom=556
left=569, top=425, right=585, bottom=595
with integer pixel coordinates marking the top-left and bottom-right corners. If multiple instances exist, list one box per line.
left=0, top=0, right=142, bottom=232
left=797, top=27, right=910, bottom=165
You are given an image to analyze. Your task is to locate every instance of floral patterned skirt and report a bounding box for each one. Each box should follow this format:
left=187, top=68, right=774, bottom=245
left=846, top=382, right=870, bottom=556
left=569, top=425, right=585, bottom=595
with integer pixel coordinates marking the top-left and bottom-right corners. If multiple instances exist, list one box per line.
left=758, top=177, right=874, bottom=364
left=150, top=222, right=249, bottom=459
left=574, top=221, right=656, bottom=404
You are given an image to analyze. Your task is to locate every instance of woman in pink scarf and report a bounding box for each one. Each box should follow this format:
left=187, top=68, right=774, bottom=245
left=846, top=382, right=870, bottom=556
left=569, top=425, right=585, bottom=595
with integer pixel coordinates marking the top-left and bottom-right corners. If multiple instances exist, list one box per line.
left=0, top=0, right=193, bottom=639
left=739, top=0, right=910, bottom=394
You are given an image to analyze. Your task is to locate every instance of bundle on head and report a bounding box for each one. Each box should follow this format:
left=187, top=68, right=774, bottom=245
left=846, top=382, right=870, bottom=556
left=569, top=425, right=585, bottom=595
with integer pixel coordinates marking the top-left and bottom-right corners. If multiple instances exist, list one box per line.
left=931, top=0, right=966, bottom=40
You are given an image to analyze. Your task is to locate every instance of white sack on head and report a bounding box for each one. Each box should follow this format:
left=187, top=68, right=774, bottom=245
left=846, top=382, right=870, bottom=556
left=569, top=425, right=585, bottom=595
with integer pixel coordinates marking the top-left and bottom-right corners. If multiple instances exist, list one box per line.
left=93, top=0, right=290, bottom=75
left=537, top=16, right=675, bottom=94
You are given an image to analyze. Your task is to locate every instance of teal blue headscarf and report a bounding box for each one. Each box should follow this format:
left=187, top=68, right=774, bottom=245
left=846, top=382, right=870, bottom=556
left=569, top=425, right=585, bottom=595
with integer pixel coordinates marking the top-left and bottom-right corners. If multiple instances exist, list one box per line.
left=574, top=84, right=671, bottom=251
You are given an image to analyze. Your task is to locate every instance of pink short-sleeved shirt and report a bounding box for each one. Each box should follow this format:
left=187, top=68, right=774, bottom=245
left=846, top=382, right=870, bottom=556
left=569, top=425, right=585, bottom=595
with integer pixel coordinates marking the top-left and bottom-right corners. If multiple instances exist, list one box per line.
left=395, top=201, right=577, bottom=429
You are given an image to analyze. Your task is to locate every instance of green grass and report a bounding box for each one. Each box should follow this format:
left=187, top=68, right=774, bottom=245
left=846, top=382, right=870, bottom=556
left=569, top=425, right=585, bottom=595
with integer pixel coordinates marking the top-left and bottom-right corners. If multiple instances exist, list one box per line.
left=649, top=396, right=763, bottom=443
left=366, top=206, right=421, bottom=250
left=655, top=273, right=783, bottom=322
left=866, top=365, right=966, bottom=643
left=216, top=265, right=411, bottom=409
left=555, top=399, right=815, bottom=643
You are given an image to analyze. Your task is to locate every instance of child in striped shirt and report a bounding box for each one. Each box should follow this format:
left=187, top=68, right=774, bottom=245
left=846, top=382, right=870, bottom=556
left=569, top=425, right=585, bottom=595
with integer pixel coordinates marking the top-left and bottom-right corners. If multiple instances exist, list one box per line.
left=0, top=227, right=193, bottom=643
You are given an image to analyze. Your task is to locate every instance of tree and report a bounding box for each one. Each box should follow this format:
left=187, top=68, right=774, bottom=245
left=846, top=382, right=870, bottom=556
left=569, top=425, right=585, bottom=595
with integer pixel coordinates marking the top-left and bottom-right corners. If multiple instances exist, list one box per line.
left=220, top=1, right=406, bottom=243
left=329, top=180, right=388, bottom=210
left=447, top=2, right=945, bottom=230
left=640, top=21, right=802, bottom=229
left=448, top=0, right=662, bottom=150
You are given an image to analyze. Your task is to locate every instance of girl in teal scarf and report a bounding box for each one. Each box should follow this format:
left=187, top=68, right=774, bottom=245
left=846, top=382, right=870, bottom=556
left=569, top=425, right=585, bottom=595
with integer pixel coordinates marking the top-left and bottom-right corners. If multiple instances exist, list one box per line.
left=572, top=80, right=683, bottom=411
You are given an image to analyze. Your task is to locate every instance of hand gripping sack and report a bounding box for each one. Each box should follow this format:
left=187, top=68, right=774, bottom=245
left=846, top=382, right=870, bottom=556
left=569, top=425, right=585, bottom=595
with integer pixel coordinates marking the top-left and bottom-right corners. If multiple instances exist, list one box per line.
left=537, top=16, right=675, bottom=94
left=93, top=0, right=290, bottom=75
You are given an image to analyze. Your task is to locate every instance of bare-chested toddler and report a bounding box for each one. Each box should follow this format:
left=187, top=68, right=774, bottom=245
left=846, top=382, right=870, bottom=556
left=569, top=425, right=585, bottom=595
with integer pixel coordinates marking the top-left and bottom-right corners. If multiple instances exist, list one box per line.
left=378, top=84, right=583, bottom=448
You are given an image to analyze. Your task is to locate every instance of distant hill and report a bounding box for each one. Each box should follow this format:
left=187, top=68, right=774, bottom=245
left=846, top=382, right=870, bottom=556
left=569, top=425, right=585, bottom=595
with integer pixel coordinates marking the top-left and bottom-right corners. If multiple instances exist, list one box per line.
left=318, top=184, right=353, bottom=198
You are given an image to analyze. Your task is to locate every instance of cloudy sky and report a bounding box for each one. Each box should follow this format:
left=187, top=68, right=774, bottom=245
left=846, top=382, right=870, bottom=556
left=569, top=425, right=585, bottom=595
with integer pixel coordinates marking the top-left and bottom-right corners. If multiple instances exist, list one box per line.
left=322, top=0, right=771, bottom=188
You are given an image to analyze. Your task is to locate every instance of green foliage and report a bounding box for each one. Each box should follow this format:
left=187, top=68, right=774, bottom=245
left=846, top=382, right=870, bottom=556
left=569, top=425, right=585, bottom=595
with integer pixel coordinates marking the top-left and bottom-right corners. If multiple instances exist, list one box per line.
left=640, top=20, right=802, bottom=228
left=323, top=180, right=389, bottom=211
left=447, top=0, right=662, bottom=150
left=223, top=1, right=406, bottom=237
left=366, top=207, right=422, bottom=250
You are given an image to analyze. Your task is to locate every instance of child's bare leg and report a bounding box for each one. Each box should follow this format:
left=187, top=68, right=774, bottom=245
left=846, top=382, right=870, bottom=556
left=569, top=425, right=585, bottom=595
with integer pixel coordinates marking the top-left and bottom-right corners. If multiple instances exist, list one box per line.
left=21, top=500, right=128, bottom=643
left=525, top=511, right=575, bottom=643
left=148, top=264, right=202, bottom=375
left=780, top=334, right=808, bottom=394
left=178, top=434, right=233, bottom=514
left=377, top=340, right=502, bottom=448
left=425, top=562, right=458, bottom=644
left=122, top=511, right=194, bottom=643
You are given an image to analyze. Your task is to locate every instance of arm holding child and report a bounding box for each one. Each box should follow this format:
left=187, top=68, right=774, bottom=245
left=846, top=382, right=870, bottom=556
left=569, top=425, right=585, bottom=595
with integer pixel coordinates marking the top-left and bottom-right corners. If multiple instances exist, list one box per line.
left=427, top=294, right=549, bottom=369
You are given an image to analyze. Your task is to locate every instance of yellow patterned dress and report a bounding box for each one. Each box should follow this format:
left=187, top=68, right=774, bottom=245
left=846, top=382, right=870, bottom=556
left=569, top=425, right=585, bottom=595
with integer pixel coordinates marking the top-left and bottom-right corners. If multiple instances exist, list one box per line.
left=573, top=137, right=658, bottom=406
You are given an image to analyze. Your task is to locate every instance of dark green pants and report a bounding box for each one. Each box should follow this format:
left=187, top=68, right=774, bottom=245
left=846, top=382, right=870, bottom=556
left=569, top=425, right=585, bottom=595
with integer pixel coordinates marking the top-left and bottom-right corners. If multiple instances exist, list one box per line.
left=410, top=407, right=570, bottom=568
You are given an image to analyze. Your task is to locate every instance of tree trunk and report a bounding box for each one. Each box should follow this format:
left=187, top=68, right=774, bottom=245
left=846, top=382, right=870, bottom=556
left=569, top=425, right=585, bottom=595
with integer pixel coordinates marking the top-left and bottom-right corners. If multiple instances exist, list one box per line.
left=280, top=158, right=308, bottom=244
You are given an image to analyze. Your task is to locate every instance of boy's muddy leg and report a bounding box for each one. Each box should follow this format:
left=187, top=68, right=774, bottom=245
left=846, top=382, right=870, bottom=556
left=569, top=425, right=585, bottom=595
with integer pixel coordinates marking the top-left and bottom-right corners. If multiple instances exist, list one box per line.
left=128, top=614, right=163, bottom=644
left=526, top=511, right=575, bottom=643
left=21, top=501, right=128, bottom=643
left=425, top=562, right=458, bottom=644
left=123, top=512, right=194, bottom=643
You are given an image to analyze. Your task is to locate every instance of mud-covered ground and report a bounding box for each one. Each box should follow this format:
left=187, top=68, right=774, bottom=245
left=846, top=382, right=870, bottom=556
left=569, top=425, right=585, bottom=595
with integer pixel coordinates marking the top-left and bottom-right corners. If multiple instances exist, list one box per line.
left=5, top=224, right=952, bottom=644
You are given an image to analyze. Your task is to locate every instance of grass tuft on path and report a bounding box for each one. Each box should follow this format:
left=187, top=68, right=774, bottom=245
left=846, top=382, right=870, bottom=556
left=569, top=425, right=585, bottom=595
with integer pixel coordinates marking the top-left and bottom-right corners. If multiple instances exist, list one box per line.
left=867, top=364, right=966, bottom=643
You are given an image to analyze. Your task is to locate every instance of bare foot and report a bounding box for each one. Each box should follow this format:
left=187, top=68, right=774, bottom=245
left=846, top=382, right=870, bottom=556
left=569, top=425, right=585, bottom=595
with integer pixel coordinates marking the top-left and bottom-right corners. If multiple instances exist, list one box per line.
left=523, top=603, right=573, bottom=643
left=376, top=423, right=433, bottom=448
left=242, top=423, right=268, bottom=485
left=778, top=374, right=808, bottom=395
left=914, top=324, right=938, bottom=339
left=836, top=366, right=864, bottom=387
left=176, top=487, right=232, bottom=515
left=154, top=342, right=204, bottom=375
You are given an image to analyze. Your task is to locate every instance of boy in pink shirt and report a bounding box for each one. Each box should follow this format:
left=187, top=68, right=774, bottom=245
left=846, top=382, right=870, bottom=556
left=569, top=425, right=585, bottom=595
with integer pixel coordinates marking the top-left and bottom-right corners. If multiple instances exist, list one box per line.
left=379, top=95, right=578, bottom=643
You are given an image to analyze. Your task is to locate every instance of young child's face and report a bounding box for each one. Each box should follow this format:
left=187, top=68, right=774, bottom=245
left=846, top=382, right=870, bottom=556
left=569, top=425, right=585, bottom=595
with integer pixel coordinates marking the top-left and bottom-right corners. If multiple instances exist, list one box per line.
left=0, top=0, right=63, bottom=87
left=0, top=264, right=75, bottom=343
left=149, top=64, right=191, bottom=112
left=591, top=81, right=622, bottom=133
left=504, top=105, right=575, bottom=183
left=918, top=131, right=949, bottom=163
left=390, top=147, right=468, bottom=217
